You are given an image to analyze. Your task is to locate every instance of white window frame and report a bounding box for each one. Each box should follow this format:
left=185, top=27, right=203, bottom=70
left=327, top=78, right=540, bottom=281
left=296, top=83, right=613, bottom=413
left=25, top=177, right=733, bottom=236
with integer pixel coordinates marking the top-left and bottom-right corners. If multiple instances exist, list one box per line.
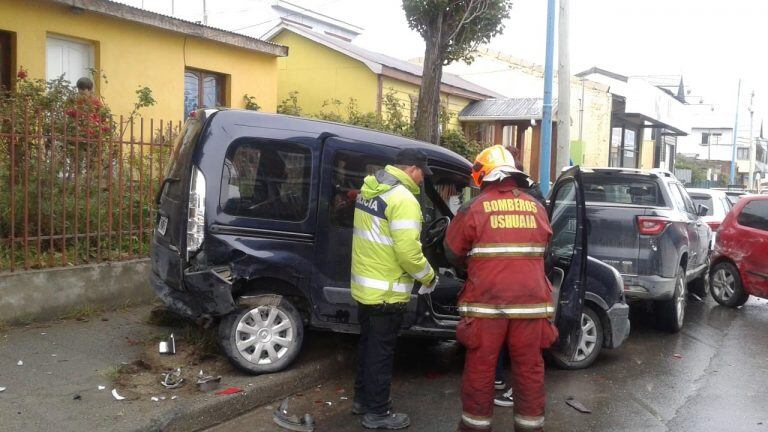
left=45, top=35, right=95, bottom=85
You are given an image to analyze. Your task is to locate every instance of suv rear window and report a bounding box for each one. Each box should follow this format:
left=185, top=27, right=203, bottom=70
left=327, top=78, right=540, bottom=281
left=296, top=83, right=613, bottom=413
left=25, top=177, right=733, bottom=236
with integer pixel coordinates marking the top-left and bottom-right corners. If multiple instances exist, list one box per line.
left=582, top=174, right=664, bottom=206
left=220, top=139, right=311, bottom=222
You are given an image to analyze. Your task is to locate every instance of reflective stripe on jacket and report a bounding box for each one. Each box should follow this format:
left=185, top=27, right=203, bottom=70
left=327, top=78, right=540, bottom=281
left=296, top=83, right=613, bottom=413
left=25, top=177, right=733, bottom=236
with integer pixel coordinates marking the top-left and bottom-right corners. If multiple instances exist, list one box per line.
left=351, top=165, right=435, bottom=305
left=444, top=178, right=553, bottom=318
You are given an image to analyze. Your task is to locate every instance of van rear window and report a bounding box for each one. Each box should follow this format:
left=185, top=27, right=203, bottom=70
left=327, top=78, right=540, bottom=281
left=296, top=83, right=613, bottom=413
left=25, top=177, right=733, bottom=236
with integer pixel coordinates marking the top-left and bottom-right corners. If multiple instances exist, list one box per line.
left=582, top=174, right=665, bottom=206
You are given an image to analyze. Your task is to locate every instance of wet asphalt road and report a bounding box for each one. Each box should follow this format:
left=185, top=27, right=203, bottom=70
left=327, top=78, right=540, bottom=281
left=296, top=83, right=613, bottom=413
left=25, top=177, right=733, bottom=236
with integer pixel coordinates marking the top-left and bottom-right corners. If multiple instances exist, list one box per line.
left=208, top=296, right=768, bottom=432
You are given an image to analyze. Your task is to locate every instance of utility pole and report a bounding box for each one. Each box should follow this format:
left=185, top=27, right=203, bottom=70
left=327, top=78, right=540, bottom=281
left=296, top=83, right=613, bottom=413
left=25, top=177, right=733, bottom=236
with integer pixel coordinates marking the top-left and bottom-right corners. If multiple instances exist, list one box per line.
left=730, top=79, right=741, bottom=186
left=203, top=0, right=208, bottom=25
left=748, top=91, right=756, bottom=190
left=539, top=0, right=557, bottom=196
left=171, top=0, right=174, bottom=15
left=555, top=0, right=571, bottom=173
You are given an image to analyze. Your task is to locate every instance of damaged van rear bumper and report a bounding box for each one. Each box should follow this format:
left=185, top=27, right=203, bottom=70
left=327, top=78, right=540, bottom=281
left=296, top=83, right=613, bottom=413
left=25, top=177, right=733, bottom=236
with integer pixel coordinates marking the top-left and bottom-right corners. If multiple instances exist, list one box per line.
left=150, top=269, right=236, bottom=321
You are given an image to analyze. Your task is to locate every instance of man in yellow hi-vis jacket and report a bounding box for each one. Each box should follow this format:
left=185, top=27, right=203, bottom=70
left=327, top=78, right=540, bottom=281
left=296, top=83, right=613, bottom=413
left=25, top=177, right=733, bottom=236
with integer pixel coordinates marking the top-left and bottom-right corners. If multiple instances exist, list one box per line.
left=351, top=148, right=438, bottom=430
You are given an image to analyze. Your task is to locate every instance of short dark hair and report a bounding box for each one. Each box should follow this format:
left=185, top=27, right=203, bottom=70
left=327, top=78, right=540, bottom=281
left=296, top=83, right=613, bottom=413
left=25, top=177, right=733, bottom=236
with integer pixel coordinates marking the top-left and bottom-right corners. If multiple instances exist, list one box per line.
left=76, top=77, right=94, bottom=91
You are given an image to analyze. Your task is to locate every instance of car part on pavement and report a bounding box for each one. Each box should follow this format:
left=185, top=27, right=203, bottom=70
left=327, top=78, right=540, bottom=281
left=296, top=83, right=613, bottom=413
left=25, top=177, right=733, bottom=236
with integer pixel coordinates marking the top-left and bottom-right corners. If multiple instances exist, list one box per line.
left=710, top=261, right=749, bottom=307
left=218, top=294, right=304, bottom=374
left=160, top=369, right=184, bottom=389
left=196, top=371, right=222, bottom=392
left=273, top=398, right=315, bottom=432
left=565, top=397, right=592, bottom=414
left=215, top=387, right=243, bottom=396
left=158, top=333, right=176, bottom=355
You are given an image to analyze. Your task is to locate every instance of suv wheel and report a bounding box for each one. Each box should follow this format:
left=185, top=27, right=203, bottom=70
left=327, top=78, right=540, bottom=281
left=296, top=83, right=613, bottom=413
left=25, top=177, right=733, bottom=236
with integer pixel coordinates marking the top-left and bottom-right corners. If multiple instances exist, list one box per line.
left=657, top=266, right=686, bottom=333
left=218, top=294, right=304, bottom=374
left=710, top=261, right=749, bottom=308
left=688, top=258, right=711, bottom=299
left=550, top=305, right=603, bottom=370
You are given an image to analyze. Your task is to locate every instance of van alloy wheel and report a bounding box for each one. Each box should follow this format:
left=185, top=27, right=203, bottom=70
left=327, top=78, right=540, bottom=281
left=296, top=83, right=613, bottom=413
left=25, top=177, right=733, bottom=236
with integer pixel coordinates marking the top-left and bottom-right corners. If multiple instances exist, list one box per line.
left=550, top=305, right=603, bottom=370
left=574, top=311, right=598, bottom=362
left=219, top=294, right=304, bottom=374
left=236, top=306, right=294, bottom=365
left=675, top=275, right=686, bottom=329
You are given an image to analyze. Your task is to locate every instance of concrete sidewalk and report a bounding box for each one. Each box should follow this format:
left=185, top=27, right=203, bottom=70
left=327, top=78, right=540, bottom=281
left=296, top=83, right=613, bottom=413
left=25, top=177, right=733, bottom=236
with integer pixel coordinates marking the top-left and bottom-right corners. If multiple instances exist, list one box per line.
left=0, top=305, right=355, bottom=432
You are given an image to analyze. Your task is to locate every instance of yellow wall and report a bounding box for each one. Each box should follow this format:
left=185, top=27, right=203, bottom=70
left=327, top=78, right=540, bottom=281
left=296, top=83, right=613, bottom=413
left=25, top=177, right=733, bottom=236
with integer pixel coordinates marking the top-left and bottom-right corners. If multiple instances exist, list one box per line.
left=272, top=30, right=378, bottom=116
left=0, top=0, right=279, bottom=123
left=381, top=77, right=472, bottom=131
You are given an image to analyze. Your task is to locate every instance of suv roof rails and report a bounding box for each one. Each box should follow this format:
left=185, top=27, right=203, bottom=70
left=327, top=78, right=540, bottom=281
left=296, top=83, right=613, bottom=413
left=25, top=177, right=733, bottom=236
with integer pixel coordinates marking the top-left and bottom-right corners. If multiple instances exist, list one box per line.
left=648, top=168, right=677, bottom=179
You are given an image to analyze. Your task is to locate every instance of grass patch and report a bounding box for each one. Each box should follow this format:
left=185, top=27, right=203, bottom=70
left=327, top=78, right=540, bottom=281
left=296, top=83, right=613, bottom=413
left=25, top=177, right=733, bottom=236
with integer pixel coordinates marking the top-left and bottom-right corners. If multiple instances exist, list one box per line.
left=60, top=303, right=101, bottom=321
left=179, top=325, right=221, bottom=359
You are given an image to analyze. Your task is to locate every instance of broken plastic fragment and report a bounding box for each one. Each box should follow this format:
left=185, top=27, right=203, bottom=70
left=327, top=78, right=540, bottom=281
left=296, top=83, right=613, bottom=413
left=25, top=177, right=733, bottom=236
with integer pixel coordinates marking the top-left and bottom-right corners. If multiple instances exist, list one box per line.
left=98, top=385, right=106, bottom=391
left=16, top=360, right=23, bottom=366
left=273, top=399, right=315, bottom=432
left=112, top=389, right=126, bottom=401
left=672, top=353, right=683, bottom=359
left=340, top=396, right=349, bottom=400
left=215, top=387, right=243, bottom=396
left=160, top=369, right=184, bottom=389
left=171, top=395, right=178, bottom=400
left=0, top=387, right=6, bottom=392
left=158, top=333, right=176, bottom=355
left=151, top=397, right=160, bottom=402
left=196, top=374, right=222, bottom=392
left=565, top=397, right=591, bottom=414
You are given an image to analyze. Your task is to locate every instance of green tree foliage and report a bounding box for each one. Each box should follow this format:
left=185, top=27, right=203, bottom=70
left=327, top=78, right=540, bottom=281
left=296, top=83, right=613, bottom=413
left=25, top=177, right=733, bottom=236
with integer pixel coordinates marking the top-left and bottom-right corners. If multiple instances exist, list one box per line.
left=402, top=0, right=512, bottom=144
left=277, top=91, right=302, bottom=116
left=243, top=94, right=262, bottom=111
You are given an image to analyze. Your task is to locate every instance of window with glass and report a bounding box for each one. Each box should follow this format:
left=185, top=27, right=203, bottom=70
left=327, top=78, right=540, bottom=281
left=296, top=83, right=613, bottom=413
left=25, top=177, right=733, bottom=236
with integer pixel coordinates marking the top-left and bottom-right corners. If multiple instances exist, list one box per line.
left=609, top=126, right=639, bottom=168
left=737, top=148, right=750, bottom=161
left=667, top=183, right=687, bottom=213
left=675, top=184, right=697, bottom=215
left=0, top=31, right=11, bottom=91
left=220, top=140, right=311, bottom=222
left=46, top=36, right=94, bottom=84
left=329, top=151, right=389, bottom=228
left=549, top=180, right=578, bottom=261
left=185, top=69, right=226, bottom=117
left=689, top=194, right=714, bottom=216
left=582, top=174, right=664, bottom=206
left=737, top=201, right=768, bottom=231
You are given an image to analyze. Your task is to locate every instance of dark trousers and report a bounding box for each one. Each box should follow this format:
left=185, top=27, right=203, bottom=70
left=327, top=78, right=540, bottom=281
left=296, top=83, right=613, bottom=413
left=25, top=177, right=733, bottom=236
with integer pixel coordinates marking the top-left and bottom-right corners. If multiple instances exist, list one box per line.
left=354, top=302, right=404, bottom=415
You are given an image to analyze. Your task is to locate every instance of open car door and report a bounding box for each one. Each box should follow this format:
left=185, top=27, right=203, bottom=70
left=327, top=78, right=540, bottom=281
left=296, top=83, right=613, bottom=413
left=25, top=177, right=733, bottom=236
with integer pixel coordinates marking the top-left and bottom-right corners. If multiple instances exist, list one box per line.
left=547, top=166, right=588, bottom=359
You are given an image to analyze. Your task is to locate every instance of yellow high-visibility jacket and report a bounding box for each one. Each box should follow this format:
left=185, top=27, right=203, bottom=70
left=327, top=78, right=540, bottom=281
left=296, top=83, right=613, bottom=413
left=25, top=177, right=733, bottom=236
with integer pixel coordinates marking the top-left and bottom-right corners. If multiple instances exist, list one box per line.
left=351, top=165, right=435, bottom=305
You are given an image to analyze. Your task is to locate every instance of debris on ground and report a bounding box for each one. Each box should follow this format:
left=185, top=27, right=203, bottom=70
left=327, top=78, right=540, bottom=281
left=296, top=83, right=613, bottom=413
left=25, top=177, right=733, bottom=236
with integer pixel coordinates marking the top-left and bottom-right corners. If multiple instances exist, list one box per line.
left=215, top=387, right=243, bottom=396
left=565, top=397, right=592, bottom=414
left=72, top=394, right=82, bottom=400
left=0, top=387, right=6, bottom=392
left=673, top=354, right=683, bottom=359
left=98, top=385, right=106, bottom=391
left=151, top=396, right=160, bottom=402
left=125, top=337, right=141, bottom=346
left=196, top=370, right=222, bottom=392
left=16, top=360, right=23, bottom=366
left=159, top=333, right=176, bottom=355
left=273, top=398, right=315, bottom=432
left=160, top=368, right=184, bottom=389
left=112, top=389, right=126, bottom=401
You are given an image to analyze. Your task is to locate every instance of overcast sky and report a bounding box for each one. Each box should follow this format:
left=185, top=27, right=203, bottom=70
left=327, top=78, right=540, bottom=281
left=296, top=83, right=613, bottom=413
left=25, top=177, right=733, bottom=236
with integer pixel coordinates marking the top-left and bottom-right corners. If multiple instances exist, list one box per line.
left=126, top=0, right=767, bottom=128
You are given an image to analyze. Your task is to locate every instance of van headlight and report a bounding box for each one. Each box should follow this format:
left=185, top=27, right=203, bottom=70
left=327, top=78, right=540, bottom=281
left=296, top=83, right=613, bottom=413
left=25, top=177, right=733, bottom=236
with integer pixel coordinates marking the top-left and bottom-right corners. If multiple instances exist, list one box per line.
left=186, top=167, right=206, bottom=260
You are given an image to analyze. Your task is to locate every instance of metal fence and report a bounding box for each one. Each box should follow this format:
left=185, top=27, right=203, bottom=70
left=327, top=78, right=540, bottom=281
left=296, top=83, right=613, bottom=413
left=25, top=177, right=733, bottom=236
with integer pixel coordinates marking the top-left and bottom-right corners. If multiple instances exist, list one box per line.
left=0, top=108, right=181, bottom=273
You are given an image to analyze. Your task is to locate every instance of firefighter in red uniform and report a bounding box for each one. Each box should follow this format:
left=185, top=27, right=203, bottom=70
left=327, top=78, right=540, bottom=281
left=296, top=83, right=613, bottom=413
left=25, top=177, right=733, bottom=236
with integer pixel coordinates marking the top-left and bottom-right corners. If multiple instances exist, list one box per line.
left=445, top=145, right=559, bottom=432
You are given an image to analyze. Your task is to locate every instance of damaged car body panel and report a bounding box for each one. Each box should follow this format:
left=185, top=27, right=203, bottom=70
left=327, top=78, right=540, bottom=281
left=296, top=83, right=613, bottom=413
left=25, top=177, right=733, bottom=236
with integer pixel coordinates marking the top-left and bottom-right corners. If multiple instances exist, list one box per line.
left=150, top=110, right=629, bottom=374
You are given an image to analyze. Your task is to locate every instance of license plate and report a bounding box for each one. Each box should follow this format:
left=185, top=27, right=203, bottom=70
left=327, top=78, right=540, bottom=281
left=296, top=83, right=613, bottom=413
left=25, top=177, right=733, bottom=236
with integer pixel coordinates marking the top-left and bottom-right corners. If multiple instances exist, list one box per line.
left=157, top=216, right=168, bottom=236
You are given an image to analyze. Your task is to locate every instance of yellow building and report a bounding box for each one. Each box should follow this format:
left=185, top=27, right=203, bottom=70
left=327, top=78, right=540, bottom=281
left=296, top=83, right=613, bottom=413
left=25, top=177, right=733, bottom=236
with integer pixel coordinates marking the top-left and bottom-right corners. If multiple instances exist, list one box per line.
left=265, top=23, right=499, bottom=130
left=0, top=0, right=287, bottom=122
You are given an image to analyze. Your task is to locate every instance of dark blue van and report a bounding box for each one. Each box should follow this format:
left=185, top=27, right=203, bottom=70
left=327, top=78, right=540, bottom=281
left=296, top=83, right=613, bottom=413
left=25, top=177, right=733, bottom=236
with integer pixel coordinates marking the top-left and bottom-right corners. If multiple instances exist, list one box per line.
left=151, top=110, right=628, bottom=373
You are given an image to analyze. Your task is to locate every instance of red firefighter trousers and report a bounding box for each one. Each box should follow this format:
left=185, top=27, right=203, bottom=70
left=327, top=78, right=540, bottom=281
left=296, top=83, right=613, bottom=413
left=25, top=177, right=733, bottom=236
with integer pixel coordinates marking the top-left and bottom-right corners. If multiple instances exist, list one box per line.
left=457, top=317, right=558, bottom=431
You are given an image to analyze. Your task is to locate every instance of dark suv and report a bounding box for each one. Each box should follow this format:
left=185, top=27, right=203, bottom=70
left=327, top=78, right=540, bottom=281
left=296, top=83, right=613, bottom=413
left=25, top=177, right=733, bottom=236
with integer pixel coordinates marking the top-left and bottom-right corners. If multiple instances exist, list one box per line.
left=151, top=110, right=629, bottom=373
left=581, top=168, right=712, bottom=332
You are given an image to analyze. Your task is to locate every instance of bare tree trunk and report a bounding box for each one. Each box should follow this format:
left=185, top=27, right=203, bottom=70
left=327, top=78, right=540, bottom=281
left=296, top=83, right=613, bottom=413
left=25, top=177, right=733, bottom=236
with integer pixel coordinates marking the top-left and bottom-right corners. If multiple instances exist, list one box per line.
left=414, top=13, right=444, bottom=145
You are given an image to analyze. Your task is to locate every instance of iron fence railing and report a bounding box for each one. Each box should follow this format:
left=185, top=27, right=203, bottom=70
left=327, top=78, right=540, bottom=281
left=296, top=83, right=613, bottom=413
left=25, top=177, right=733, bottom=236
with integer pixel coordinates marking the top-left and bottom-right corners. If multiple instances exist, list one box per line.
left=0, top=108, right=181, bottom=273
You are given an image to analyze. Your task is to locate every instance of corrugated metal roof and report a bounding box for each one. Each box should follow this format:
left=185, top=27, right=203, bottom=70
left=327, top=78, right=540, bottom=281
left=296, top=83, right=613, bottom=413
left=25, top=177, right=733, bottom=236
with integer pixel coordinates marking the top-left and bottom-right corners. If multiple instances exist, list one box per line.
left=458, top=98, right=548, bottom=121
left=49, top=0, right=287, bottom=56
left=277, top=24, right=502, bottom=99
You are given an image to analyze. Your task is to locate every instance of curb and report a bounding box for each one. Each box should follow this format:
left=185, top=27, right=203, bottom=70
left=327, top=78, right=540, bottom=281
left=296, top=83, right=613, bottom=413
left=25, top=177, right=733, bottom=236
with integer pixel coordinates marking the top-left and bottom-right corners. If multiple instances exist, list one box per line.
left=135, top=347, right=354, bottom=432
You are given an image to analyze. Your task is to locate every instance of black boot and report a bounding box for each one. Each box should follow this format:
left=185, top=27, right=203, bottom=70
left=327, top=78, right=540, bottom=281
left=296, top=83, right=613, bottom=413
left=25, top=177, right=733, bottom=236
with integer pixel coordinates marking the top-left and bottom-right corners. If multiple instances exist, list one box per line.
left=361, top=412, right=411, bottom=430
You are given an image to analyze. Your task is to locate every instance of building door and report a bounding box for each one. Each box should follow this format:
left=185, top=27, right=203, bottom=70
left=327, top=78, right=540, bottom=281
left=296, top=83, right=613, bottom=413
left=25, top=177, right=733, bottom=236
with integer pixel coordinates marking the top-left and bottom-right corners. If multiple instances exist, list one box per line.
left=0, top=31, right=11, bottom=91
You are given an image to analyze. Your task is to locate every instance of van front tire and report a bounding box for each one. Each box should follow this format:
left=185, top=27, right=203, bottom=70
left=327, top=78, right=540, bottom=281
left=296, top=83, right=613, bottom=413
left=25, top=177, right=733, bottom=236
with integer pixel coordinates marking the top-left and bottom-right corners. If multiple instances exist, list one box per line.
left=218, top=294, right=304, bottom=374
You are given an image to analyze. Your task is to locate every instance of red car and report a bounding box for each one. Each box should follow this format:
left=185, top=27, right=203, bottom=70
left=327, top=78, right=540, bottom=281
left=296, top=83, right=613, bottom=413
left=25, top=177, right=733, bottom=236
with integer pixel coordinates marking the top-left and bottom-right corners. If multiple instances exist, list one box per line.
left=710, top=195, right=768, bottom=307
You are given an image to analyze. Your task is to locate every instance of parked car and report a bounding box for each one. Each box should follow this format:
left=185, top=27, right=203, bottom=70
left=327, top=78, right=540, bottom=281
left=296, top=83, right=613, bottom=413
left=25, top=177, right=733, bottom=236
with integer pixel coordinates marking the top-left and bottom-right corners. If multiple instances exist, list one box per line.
left=710, top=195, right=768, bottom=307
left=580, top=168, right=712, bottom=332
left=150, top=110, right=629, bottom=374
left=687, top=188, right=732, bottom=232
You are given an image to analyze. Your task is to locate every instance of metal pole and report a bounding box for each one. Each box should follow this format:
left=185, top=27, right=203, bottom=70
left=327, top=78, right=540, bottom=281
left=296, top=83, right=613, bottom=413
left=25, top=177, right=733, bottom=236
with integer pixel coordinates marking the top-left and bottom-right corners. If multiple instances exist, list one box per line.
left=539, top=0, right=557, bottom=196
left=556, top=0, right=571, bottom=172
left=730, top=79, right=741, bottom=185
left=171, top=0, right=174, bottom=15
left=748, top=91, right=755, bottom=190
left=203, top=0, right=208, bottom=25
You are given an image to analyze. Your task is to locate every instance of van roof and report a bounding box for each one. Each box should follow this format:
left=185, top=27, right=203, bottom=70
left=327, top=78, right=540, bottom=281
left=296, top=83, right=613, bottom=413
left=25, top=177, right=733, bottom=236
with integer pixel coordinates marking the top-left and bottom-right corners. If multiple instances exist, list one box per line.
left=208, top=110, right=472, bottom=170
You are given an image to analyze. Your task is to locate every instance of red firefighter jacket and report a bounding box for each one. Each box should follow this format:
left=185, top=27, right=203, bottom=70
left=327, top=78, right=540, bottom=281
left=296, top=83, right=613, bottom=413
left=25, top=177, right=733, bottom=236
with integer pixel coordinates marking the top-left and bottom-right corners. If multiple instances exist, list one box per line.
left=444, top=179, right=554, bottom=319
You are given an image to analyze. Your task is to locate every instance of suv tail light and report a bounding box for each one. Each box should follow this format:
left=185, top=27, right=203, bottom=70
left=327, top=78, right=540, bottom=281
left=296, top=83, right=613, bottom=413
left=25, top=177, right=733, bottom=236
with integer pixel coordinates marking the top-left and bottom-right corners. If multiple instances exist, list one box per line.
left=186, top=167, right=206, bottom=259
left=636, top=216, right=671, bottom=235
